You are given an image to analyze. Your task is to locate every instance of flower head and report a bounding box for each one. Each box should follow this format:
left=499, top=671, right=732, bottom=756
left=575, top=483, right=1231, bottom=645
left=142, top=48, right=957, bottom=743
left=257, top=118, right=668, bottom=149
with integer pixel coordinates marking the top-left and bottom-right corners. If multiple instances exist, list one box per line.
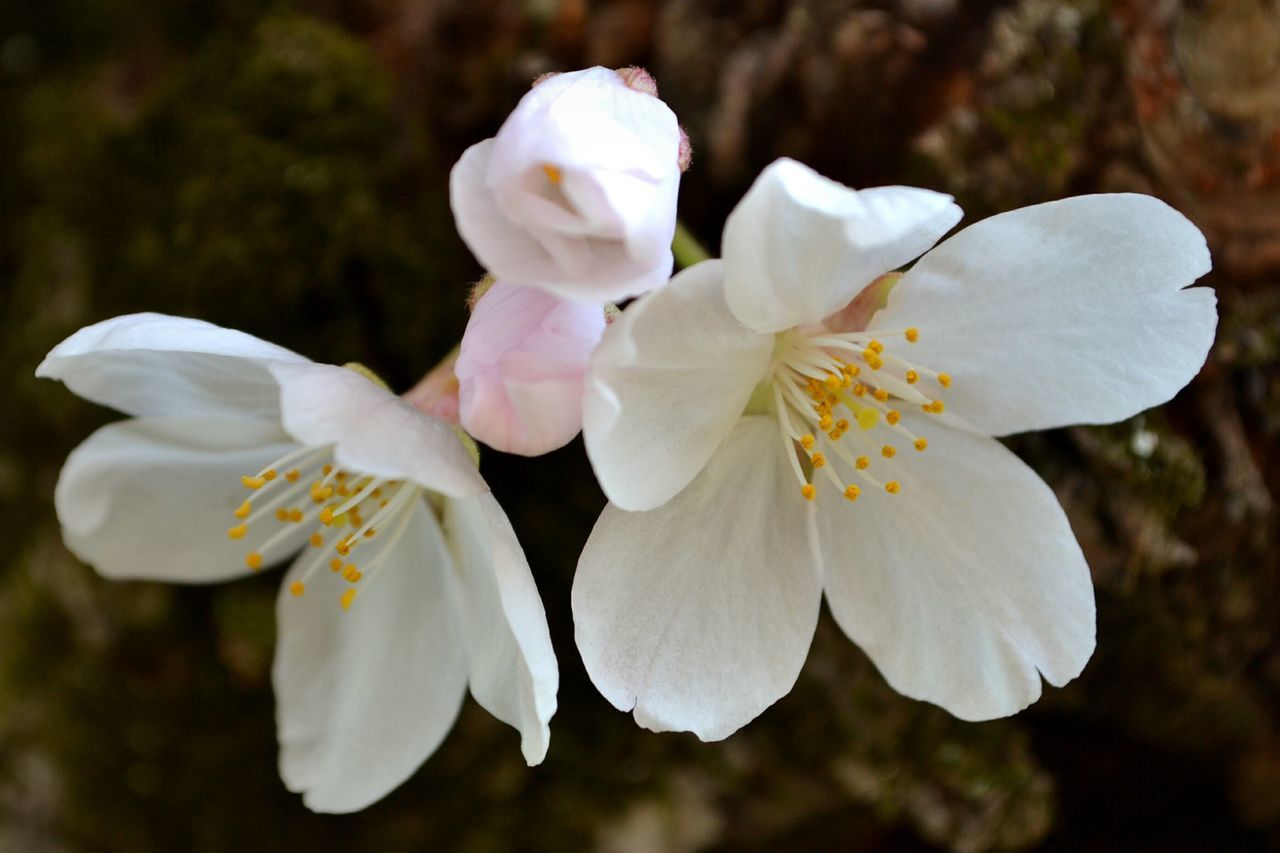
left=574, top=159, right=1216, bottom=739
left=455, top=280, right=607, bottom=456
left=450, top=66, right=683, bottom=303
left=38, top=313, right=558, bottom=812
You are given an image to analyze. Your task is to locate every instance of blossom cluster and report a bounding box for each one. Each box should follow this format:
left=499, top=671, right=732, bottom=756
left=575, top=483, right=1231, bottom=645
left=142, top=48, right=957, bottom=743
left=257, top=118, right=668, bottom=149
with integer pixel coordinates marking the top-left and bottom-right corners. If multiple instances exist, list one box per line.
left=39, top=67, right=1216, bottom=811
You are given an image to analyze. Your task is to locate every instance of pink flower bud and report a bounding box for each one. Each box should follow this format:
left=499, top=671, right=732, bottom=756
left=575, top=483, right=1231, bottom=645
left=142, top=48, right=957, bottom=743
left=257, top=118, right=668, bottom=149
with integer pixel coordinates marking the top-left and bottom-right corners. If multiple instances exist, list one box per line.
left=455, top=280, right=607, bottom=456
left=450, top=67, right=683, bottom=303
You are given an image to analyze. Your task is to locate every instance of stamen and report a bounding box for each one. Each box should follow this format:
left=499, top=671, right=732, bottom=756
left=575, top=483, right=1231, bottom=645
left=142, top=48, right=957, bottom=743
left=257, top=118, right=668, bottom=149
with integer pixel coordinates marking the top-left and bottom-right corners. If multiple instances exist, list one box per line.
left=290, top=581, right=305, bottom=597
left=542, top=163, right=563, bottom=185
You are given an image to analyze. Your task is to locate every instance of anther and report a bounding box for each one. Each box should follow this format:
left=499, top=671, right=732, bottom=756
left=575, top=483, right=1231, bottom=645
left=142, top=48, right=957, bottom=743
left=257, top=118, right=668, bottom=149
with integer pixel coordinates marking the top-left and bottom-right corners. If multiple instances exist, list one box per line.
left=905, top=328, right=919, bottom=343
left=856, top=456, right=870, bottom=470
left=262, top=469, right=277, bottom=482
left=914, top=437, right=928, bottom=452
left=542, top=163, right=563, bottom=185
left=800, top=434, right=815, bottom=450
left=290, top=581, right=305, bottom=597
left=246, top=552, right=263, bottom=570
left=801, top=484, right=816, bottom=501
left=938, top=373, right=952, bottom=388
left=886, top=410, right=901, bottom=425
left=869, top=340, right=884, bottom=354
left=319, top=507, right=335, bottom=525
left=285, top=469, right=300, bottom=482
left=330, top=558, right=343, bottom=573
left=882, top=445, right=896, bottom=458
left=819, top=414, right=833, bottom=430
left=310, top=533, right=324, bottom=548
left=844, top=485, right=860, bottom=502
left=811, top=453, right=826, bottom=469
left=824, top=374, right=842, bottom=392
left=873, top=388, right=889, bottom=402
left=234, top=500, right=252, bottom=519
left=885, top=481, right=901, bottom=494
left=905, top=370, right=919, bottom=384
left=275, top=508, right=290, bottom=522
left=227, top=524, right=247, bottom=540
left=241, top=475, right=266, bottom=489
left=924, top=400, right=945, bottom=414
left=853, top=384, right=867, bottom=397
left=343, top=566, right=363, bottom=583
left=340, top=588, right=358, bottom=610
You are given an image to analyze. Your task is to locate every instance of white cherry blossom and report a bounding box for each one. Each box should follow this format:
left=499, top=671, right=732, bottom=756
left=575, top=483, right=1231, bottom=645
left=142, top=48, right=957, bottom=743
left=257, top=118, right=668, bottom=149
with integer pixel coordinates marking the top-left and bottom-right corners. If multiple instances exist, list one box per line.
left=450, top=66, right=682, bottom=303
left=38, top=313, right=559, bottom=812
left=574, top=158, right=1216, bottom=740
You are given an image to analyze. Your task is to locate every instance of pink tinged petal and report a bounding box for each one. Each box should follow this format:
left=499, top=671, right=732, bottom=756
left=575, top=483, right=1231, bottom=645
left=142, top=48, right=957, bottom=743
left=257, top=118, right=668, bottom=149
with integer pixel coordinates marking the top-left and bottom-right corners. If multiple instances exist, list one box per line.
left=54, top=417, right=309, bottom=583
left=722, top=158, right=962, bottom=334
left=443, top=494, right=559, bottom=765
left=573, top=418, right=824, bottom=741
left=456, top=282, right=606, bottom=457
left=819, top=412, right=1096, bottom=720
left=872, top=193, right=1216, bottom=435
left=582, top=260, right=774, bottom=511
left=35, top=312, right=309, bottom=421
left=275, top=499, right=468, bottom=814
left=268, top=362, right=486, bottom=499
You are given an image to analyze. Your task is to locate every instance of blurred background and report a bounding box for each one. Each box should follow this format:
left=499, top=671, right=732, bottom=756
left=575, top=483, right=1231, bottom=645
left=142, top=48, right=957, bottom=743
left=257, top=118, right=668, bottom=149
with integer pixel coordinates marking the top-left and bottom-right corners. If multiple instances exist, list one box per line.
left=3, top=0, right=1279, bottom=849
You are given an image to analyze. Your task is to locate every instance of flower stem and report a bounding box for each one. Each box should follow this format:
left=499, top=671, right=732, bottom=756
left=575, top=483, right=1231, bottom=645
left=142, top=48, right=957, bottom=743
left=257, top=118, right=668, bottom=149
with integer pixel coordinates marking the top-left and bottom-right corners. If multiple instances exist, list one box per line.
left=672, top=221, right=711, bottom=269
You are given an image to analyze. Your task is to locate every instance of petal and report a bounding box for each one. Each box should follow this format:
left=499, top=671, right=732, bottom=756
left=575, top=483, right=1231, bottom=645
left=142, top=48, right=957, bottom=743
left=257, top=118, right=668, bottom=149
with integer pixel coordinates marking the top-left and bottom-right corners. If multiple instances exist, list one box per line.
left=456, top=282, right=606, bottom=456
left=583, top=260, right=774, bottom=511
left=274, top=499, right=468, bottom=813
left=871, top=194, right=1216, bottom=435
left=819, top=412, right=1095, bottom=720
left=268, top=362, right=486, bottom=499
left=36, top=313, right=308, bottom=420
left=573, top=418, right=823, bottom=740
left=54, top=417, right=309, bottom=582
left=723, top=159, right=961, bottom=334
left=443, top=493, right=559, bottom=765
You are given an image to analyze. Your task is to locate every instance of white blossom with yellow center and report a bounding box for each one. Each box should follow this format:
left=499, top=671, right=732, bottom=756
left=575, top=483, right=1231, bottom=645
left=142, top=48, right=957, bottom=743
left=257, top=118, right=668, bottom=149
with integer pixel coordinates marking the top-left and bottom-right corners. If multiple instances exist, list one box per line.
left=38, top=314, right=558, bottom=813
left=575, top=158, right=1217, bottom=741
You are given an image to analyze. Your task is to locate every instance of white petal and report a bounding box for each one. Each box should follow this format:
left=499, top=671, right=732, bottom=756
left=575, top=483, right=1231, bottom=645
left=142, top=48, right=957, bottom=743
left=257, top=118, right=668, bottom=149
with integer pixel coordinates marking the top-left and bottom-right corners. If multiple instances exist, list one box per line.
left=872, top=194, right=1216, bottom=435
left=54, top=417, right=308, bottom=582
left=269, top=362, right=486, bottom=499
left=819, top=413, right=1095, bottom=720
left=443, top=494, right=558, bottom=765
left=583, top=260, right=773, bottom=511
left=723, top=159, right=961, bottom=334
left=275, top=500, right=468, bottom=813
left=573, top=418, right=823, bottom=740
left=36, top=313, right=308, bottom=420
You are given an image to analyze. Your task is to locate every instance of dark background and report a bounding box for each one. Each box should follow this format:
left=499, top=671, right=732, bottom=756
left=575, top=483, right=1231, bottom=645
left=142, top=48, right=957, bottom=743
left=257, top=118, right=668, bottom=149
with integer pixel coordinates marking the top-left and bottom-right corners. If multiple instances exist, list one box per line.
left=2, top=0, right=1279, bottom=850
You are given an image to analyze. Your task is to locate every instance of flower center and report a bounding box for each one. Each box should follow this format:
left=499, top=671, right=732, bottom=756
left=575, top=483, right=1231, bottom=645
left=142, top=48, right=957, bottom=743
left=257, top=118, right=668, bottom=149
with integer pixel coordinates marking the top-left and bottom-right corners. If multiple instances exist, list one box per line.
left=228, top=445, right=422, bottom=610
left=768, top=325, right=951, bottom=503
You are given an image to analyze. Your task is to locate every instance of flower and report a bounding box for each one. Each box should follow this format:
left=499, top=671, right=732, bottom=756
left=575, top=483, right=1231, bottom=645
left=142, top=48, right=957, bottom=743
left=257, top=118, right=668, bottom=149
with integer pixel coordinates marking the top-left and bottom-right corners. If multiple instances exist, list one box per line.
left=455, top=280, right=608, bottom=456
left=37, top=313, right=559, bottom=812
left=450, top=66, right=683, bottom=303
left=573, top=158, right=1216, bottom=740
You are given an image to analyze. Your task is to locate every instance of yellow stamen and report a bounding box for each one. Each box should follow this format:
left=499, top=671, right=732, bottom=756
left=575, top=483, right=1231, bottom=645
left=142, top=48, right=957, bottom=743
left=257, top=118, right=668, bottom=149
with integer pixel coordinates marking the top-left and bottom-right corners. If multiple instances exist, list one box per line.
left=886, top=410, right=901, bottom=425
left=811, top=453, right=826, bottom=469
left=868, top=340, right=884, bottom=354
left=542, top=163, right=563, bottom=185
left=819, top=414, right=833, bottom=430
left=885, top=481, right=901, bottom=494
left=319, top=507, right=335, bottom=525
left=924, top=400, right=945, bottom=414
left=873, top=388, right=889, bottom=402
left=343, top=566, right=363, bottom=583
left=262, top=469, right=277, bottom=482
left=914, top=437, right=928, bottom=452
left=275, top=508, right=290, bottom=522
left=881, top=445, right=896, bottom=458
left=241, top=475, right=266, bottom=489
left=905, top=328, right=919, bottom=343
left=233, top=500, right=252, bottom=519
left=905, top=370, right=919, bottom=384
left=800, top=434, right=815, bottom=450
left=290, top=581, right=305, bottom=597
left=330, top=558, right=343, bottom=573
left=285, top=469, right=300, bottom=482
left=844, top=485, right=860, bottom=502
left=322, top=464, right=333, bottom=475
left=855, top=456, right=870, bottom=470
left=289, top=508, right=303, bottom=523
left=938, top=373, right=952, bottom=388
left=801, top=484, right=816, bottom=501
left=246, top=552, right=263, bottom=571
left=310, top=532, right=324, bottom=548
left=227, top=524, right=247, bottom=540
left=335, top=537, right=352, bottom=556
left=340, top=588, right=358, bottom=610
left=852, top=384, right=867, bottom=397
left=824, top=374, right=842, bottom=392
